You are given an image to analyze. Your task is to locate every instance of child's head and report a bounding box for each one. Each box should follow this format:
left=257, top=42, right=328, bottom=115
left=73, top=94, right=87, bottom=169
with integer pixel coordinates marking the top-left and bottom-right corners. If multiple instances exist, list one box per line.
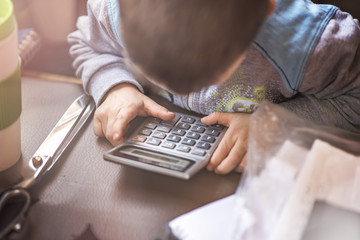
left=120, top=0, right=272, bottom=94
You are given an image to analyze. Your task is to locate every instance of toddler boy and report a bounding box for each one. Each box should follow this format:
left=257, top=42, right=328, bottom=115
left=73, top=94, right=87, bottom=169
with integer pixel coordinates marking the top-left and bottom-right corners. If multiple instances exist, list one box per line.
left=68, top=0, right=360, bottom=174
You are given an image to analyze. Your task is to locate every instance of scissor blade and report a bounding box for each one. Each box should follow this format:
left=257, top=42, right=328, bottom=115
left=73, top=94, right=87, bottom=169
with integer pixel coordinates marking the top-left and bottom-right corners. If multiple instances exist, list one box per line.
left=35, top=102, right=84, bottom=158
left=46, top=95, right=95, bottom=171
left=16, top=94, right=95, bottom=189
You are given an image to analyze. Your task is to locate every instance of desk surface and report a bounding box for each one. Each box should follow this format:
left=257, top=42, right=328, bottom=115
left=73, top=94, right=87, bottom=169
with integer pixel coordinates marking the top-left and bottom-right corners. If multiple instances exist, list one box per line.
left=16, top=76, right=241, bottom=240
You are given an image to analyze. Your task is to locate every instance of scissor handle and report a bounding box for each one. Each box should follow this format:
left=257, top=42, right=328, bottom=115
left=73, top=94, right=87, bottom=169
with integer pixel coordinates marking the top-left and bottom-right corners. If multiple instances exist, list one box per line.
left=0, top=188, right=31, bottom=239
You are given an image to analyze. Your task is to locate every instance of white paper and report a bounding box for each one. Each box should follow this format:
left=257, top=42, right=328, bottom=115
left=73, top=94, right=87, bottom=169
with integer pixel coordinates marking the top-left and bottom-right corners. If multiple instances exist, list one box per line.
left=168, top=195, right=238, bottom=240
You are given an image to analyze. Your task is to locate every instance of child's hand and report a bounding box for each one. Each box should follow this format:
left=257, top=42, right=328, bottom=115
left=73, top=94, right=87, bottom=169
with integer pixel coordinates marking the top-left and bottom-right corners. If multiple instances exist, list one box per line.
left=201, top=112, right=250, bottom=174
left=93, top=83, right=175, bottom=146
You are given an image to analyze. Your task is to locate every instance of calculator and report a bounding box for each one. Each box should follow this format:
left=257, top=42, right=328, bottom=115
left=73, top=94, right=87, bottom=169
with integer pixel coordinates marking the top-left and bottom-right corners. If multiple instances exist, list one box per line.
left=104, top=112, right=227, bottom=179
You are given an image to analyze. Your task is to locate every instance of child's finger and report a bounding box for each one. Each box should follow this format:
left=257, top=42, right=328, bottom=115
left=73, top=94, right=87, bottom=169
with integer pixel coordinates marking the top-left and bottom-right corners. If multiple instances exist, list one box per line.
left=207, top=129, right=235, bottom=171
left=143, top=98, right=175, bottom=120
left=214, top=139, right=247, bottom=174
left=93, top=113, right=106, bottom=137
left=201, top=112, right=232, bottom=126
left=93, top=106, right=109, bottom=138
left=235, top=154, right=247, bottom=173
left=108, top=134, right=126, bottom=146
left=107, top=122, right=131, bottom=146
left=111, top=106, right=139, bottom=142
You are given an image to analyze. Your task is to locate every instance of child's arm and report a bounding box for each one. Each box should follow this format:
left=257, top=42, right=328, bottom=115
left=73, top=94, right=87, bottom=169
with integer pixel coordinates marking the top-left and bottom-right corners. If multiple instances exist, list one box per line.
left=280, top=10, right=360, bottom=132
left=67, top=0, right=143, bottom=106
left=68, top=0, right=174, bottom=145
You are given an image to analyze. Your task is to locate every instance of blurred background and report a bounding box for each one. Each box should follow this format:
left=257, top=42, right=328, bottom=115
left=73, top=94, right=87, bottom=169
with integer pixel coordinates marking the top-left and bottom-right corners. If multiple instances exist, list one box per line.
left=13, top=0, right=86, bottom=77
left=314, top=0, right=360, bottom=19
left=12, top=0, right=360, bottom=78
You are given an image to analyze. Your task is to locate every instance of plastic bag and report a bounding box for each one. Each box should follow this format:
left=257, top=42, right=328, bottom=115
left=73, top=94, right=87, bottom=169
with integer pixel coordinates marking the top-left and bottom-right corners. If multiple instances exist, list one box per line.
left=233, top=101, right=360, bottom=240
left=246, top=101, right=360, bottom=177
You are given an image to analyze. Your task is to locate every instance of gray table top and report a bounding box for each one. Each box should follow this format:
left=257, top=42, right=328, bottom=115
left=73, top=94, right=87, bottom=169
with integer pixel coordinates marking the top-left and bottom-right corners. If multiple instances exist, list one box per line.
left=14, top=76, right=241, bottom=240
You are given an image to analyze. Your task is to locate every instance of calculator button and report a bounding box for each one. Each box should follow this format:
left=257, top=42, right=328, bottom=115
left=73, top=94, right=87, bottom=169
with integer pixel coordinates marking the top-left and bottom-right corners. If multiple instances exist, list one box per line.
left=144, top=122, right=157, bottom=130
left=186, top=132, right=200, bottom=139
left=146, top=138, right=161, bottom=146
left=201, top=135, right=216, bottom=143
left=162, top=141, right=176, bottom=149
left=140, top=129, right=152, bottom=136
left=195, top=119, right=207, bottom=127
left=152, top=131, right=166, bottom=139
left=181, top=116, right=196, bottom=124
left=161, top=115, right=181, bottom=126
left=167, top=135, right=181, bottom=143
left=148, top=117, right=161, bottom=124
left=211, top=124, right=225, bottom=130
left=191, top=125, right=206, bottom=133
left=157, top=125, right=172, bottom=133
left=191, top=149, right=206, bottom=156
left=205, top=129, right=221, bottom=137
left=177, top=145, right=191, bottom=153
left=132, top=135, right=147, bottom=143
left=181, top=138, right=196, bottom=146
left=175, top=122, right=191, bottom=130
left=196, top=142, right=211, bottom=150
left=172, top=128, right=186, bottom=136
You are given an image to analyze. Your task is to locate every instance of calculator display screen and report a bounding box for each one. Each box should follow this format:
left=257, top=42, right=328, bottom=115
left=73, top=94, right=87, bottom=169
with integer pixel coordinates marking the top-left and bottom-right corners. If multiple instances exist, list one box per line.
left=114, top=146, right=195, bottom=172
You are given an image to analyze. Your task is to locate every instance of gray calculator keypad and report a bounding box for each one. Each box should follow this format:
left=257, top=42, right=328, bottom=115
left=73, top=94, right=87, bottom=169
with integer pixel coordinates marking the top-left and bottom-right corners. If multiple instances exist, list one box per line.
left=131, top=113, right=225, bottom=157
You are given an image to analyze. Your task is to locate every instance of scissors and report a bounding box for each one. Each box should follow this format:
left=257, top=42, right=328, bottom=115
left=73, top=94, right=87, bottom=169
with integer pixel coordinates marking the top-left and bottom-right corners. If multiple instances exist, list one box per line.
left=0, top=94, right=95, bottom=239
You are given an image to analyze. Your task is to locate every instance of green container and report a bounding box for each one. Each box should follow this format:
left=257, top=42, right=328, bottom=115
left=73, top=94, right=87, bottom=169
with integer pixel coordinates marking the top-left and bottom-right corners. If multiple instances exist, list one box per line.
left=0, top=0, right=16, bottom=40
left=0, top=61, right=22, bottom=130
left=0, top=0, right=21, bottom=171
left=0, top=0, right=21, bottom=131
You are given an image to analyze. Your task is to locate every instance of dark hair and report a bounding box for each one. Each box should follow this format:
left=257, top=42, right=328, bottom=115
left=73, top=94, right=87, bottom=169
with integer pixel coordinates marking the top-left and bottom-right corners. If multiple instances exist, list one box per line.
left=119, top=0, right=269, bottom=94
